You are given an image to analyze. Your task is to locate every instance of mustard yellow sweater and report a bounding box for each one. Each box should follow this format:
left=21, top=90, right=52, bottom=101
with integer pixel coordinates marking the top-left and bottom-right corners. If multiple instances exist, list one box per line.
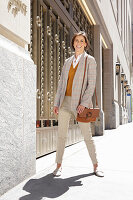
left=65, top=62, right=79, bottom=96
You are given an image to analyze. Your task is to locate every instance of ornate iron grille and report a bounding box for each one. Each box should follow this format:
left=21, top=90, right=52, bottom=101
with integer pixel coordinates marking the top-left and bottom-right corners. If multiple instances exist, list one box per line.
left=31, top=0, right=94, bottom=127
left=60, top=0, right=94, bottom=55
left=60, top=0, right=70, bottom=12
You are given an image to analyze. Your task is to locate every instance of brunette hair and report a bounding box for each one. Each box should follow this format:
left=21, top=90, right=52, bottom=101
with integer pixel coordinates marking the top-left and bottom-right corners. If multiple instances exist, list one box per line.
left=71, top=31, right=89, bottom=50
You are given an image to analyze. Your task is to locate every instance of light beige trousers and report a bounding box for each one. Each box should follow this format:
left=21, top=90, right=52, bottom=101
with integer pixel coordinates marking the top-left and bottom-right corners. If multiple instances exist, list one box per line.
left=56, top=96, right=98, bottom=165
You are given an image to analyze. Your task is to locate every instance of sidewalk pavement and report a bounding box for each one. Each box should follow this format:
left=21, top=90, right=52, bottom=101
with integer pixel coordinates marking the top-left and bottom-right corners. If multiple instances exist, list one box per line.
left=1, top=122, right=133, bottom=200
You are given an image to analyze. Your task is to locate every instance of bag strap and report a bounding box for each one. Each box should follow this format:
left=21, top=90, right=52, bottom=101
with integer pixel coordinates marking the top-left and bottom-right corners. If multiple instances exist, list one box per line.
left=78, top=56, right=98, bottom=107
left=95, top=88, right=98, bottom=107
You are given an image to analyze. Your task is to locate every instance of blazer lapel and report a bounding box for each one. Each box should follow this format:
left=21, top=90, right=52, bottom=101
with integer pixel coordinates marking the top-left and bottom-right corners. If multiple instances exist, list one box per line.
left=65, top=55, right=74, bottom=72
left=72, top=52, right=87, bottom=89
left=64, top=55, right=74, bottom=84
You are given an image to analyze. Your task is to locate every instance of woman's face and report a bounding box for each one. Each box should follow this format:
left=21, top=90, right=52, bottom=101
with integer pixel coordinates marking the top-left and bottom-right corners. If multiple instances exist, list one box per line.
left=73, top=35, right=87, bottom=54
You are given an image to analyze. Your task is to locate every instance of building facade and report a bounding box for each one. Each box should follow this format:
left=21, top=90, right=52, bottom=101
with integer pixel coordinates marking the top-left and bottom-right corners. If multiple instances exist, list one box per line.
left=33, top=0, right=133, bottom=158
left=0, top=0, right=132, bottom=196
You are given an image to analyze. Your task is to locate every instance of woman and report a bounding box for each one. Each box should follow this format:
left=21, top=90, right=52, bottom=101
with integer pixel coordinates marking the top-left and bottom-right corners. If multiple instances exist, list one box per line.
left=53, top=31, right=104, bottom=177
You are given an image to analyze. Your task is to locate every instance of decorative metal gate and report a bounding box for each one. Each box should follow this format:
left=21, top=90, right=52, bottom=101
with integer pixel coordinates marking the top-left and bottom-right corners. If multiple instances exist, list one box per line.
left=30, top=0, right=94, bottom=157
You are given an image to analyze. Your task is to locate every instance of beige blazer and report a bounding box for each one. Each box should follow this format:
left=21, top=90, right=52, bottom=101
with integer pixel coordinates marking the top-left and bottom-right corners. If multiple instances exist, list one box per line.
left=54, top=51, right=97, bottom=112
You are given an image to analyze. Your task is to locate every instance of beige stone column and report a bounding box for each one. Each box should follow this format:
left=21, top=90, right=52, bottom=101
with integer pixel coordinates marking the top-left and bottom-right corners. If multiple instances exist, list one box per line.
left=119, top=68, right=123, bottom=125
left=94, top=25, right=104, bottom=135
left=103, top=47, right=115, bottom=129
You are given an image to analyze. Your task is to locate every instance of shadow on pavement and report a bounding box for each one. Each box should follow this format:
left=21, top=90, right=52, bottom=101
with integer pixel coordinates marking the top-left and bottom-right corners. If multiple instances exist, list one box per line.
left=19, top=172, right=94, bottom=200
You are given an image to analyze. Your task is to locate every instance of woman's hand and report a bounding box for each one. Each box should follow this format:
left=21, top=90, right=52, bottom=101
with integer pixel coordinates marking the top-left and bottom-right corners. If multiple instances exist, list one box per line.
left=53, top=106, right=59, bottom=115
left=77, top=105, right=85, bottom=114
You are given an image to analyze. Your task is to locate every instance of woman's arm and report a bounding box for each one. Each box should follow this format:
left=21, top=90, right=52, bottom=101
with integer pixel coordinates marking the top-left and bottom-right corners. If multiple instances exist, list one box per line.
left=80, top=56, right=97, bottom=108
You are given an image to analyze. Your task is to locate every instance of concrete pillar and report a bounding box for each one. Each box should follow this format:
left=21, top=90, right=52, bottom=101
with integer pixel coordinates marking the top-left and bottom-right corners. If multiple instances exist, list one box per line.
left=127, top=94, right=132, bottom=123
left=117, top=67, right=121, bottom=125
left=119, top=69, right=123, bottom=125
left=0, top=0, right=36, bottom=196
left=103, top=47, right=118, bottom=129
left=94, top=25, right=104, bottom=135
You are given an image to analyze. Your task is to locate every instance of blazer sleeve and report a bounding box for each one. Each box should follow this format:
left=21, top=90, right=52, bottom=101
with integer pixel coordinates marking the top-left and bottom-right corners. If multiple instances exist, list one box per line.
left=80, top=56, right=97, bottom=108
left=54, top=60, right=66, bottom=107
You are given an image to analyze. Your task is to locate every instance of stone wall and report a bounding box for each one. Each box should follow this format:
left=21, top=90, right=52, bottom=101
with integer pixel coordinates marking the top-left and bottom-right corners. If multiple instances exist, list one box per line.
left=0, top=35, right=36, bottom=196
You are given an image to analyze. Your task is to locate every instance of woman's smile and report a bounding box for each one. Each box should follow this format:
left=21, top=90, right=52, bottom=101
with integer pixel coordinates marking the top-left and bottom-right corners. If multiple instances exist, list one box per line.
left=74, top=35, right=87, bottom=55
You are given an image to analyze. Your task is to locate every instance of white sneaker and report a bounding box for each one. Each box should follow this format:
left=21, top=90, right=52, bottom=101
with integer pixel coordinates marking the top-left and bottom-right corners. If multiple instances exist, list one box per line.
left=53, top=167, right=62, bottom=177
left=94, top=169, right=104, bottom=177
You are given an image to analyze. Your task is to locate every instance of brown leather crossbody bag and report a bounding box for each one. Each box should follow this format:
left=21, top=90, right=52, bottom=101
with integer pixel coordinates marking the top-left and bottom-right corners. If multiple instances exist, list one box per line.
left=76, top=57, right=100, bottom=123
